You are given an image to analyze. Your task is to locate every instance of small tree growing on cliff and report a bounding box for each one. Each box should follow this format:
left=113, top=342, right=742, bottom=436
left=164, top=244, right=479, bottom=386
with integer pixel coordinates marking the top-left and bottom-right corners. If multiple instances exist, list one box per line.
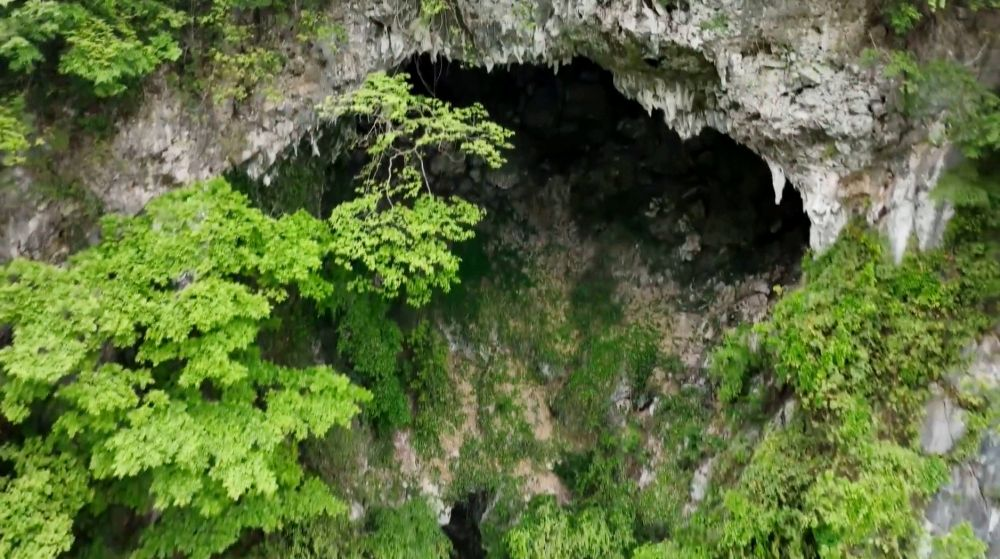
left=318, top=71, right=513, bottom=306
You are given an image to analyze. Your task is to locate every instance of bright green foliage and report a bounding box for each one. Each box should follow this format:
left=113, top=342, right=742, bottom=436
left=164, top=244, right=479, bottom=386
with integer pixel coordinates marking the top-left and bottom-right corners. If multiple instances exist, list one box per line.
left=877, top=50, right=1000, bottom=158
left=559, top=433, right=642, bottom=505
left=320, top=71, right=513, bottom=305
left=0, top=439, right=92, bottom=559
left=883, top=0, right=924, bottom=32
left=420, top=0, right=451, bottom=20
left=694, top=192, right=999, bottom=557
left=632, top=541, right=710, bottom=559
left=508, top=432, right=639, bottom=558
left=708, top=325, right=760, bottom=403
left=720, top=427, right=948, bottom=557
left=363, top=499, right=453, bottom=559
left=0, top=1, right=185, bottom=97
left=762, top=225, right=995, bottom=426
left=329, top=188, right=484, bottom=306
left=718, top=429, right=821, bottom=556
left=931, top=522, right=988, bottom=559
left=244, top=72, right=513, bottom=436
left=882, top=0, right=999, bottom=33
left=803, top=443, right=946, bottom=555
left=0, top=178, right=384, bottom=558
left=0, top=95, right=31, bottom=165
left=503, top=497, right=635, bottom=559
left=405, top=320, right=458, bottom=449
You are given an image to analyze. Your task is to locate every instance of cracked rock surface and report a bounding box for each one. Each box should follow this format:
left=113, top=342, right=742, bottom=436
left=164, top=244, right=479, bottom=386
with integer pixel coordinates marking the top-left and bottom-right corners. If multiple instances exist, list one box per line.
left=2, top=0, right=998, bottom=260
left=924, top=331, right=1000, bottom=557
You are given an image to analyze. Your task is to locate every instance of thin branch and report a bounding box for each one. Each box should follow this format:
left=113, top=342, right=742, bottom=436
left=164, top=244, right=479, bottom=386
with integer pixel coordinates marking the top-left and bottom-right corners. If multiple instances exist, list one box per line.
left=418, top=153, right=432, bottom=196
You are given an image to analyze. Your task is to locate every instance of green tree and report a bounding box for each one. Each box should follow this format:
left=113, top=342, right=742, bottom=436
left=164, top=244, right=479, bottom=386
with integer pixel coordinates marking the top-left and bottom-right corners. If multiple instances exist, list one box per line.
left=881, top=0, right=999, bottom=34
left=0, top=178, right=370, bottom=558
left=0, top=69, right=512, bottom=557
left=0, top=1, right=185, bottom=97
left=319, top=71, right=513, bottom=306
left=0, top=0, right=338, bottom=163
left=0, top=95, right=32, bottom=165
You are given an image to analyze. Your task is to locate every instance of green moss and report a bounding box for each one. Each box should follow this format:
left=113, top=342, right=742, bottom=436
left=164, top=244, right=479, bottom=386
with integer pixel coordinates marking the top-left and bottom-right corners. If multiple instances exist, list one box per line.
left=404, top=320, right=459, bottom=452
left=450, top=367, right=550, bottom=494
left=635, top=387, right=718, bottom=539
left=227, top=150, right=330, bottom=217
left=555, top=325, right=660, bottom=437
left=698, top=13, right=729, bottom=32
left=708, top=326, right=762, bottom=404
left=568, top=258, right=625, bottom=335
left=434, top=224, right=530, bottom=325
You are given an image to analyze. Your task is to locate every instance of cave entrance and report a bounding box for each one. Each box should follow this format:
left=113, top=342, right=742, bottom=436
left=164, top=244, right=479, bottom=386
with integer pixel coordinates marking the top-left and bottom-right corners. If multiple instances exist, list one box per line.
left=442, top=492, right=489, bottom=559
left=403, top=55, right=810, bottom=282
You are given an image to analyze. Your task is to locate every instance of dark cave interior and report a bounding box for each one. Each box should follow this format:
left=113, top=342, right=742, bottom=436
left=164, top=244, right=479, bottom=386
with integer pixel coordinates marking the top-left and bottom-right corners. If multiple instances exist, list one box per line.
left=398, top=56, right=812, bottom=558
left=403, top=55, right=810, bottom=283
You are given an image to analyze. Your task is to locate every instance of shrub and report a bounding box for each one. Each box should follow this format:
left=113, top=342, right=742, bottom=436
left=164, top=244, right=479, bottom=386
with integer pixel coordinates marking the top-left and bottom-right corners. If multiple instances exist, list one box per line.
left=503, top=497, right=635, bottom=559
left=364, top=499, right=453, bottom=559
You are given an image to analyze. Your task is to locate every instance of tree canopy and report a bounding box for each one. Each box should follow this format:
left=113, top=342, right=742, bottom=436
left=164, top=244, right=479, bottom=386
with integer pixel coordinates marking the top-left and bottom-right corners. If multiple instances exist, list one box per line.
left=0, top=70, right=513, bottom=558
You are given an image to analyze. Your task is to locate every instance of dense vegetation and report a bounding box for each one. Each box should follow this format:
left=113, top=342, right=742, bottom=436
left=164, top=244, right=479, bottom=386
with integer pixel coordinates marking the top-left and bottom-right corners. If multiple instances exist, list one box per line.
left=0, top=72, right=512, bottom=558
left=0, top=0, right=338, bottom=163
left=1, top=1, right=999, bottom=558
left=478, top=154, right=998, bottom=559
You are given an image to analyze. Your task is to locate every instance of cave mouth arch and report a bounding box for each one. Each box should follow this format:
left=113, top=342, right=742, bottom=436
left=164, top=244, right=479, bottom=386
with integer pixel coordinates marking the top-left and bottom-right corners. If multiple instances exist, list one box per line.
left=402, top=54, right=810, bottom=282
left=394, top=55, right=812, bottom=558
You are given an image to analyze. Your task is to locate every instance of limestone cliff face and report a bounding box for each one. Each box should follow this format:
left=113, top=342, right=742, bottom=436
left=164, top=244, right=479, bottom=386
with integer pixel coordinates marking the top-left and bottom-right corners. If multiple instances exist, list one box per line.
left=2, top=1, right=998, bottom=549
left=1, top=0, right=997, bottom=261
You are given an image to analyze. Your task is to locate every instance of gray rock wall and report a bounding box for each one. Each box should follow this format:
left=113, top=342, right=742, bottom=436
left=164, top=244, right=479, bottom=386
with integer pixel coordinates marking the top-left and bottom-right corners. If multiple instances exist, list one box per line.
left=922, top=331, right=1000, bottom=557
left=2, top=0, right=997, bottom=260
